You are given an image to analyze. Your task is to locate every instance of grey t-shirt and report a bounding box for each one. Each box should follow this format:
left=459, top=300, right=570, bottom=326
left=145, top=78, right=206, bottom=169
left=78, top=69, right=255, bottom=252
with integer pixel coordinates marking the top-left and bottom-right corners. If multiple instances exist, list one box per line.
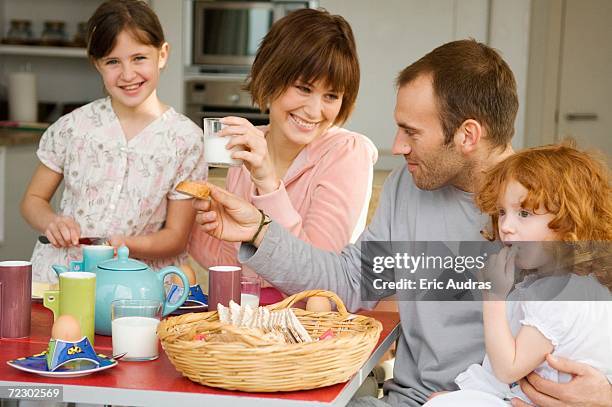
left=240, top=165, right=489, bottom=406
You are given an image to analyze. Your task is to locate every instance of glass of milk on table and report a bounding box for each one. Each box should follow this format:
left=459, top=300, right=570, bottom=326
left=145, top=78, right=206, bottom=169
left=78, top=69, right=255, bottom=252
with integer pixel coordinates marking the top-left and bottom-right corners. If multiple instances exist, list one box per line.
left=203, top=118, right=244, bottom=167
left=240, top=276, right=261, bottom=308
left=111, top=299, right=162, bottom=361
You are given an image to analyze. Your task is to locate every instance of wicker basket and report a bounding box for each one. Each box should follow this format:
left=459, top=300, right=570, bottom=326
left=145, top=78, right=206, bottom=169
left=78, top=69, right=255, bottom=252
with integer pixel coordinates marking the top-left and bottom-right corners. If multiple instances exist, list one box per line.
left=158, top=289, right=382, bottom=392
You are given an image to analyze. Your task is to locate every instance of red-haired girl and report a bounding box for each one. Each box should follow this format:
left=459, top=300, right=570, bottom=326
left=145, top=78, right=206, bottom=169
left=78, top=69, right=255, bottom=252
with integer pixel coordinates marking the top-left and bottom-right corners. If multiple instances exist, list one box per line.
left=426, top=142, right=612, bottom=406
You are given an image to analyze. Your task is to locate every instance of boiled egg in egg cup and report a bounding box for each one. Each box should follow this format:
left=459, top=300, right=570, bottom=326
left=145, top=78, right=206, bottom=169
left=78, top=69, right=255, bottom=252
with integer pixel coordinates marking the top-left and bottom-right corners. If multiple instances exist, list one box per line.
left=46, top=315, right=100, bottom=371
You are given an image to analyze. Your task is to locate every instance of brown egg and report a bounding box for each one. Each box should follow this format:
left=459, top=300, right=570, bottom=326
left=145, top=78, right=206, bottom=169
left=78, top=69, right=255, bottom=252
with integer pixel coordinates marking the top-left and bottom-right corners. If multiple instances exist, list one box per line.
left=305, top=296, right=332, bottom=312
left=51, top=315, right=82, bottom=342
left=172, top=263, right=196, bottom=287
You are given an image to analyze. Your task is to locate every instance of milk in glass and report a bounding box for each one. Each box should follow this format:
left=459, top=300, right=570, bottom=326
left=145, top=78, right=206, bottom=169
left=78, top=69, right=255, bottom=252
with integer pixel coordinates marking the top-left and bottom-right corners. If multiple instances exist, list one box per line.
left=112, top=316, right=159, bottom=360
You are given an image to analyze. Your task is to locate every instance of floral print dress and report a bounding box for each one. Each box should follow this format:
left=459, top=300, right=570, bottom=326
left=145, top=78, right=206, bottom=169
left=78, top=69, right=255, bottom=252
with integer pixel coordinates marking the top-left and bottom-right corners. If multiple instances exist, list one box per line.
left=31, top=97, right=207, bottom=283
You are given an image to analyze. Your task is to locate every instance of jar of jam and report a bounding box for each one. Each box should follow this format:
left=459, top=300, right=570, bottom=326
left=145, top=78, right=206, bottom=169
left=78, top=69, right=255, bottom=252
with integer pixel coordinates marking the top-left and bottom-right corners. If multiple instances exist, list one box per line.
left=41, top=21, right=67, bottom=46
left=5, top=19, right=33, bottom=44
left=73, top=22, right=88, bottom=47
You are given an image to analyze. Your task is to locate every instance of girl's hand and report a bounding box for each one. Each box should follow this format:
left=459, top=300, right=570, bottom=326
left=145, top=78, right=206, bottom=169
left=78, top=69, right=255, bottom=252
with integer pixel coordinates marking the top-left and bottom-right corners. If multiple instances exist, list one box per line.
left=109, top=235, right=127, bottom=254
left=220, top=116, right=280, bottom=195
left=45, top=215, right=81, bottom=248
left=483, top=245, right=517, bottom=299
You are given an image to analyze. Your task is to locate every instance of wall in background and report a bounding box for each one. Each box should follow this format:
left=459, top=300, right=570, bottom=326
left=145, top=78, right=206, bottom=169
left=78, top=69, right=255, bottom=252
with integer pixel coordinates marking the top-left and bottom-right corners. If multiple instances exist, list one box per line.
left=319, top=0, right=488, bottom=169
left=319, top=0, right=530, bottom=169
left=0, top=144, right=41, bottom=259
left=151, top=0, right=184, bottom=117
left=525, top=0, right=562, bottom=148
left=488, top=0, right=531, bottom=151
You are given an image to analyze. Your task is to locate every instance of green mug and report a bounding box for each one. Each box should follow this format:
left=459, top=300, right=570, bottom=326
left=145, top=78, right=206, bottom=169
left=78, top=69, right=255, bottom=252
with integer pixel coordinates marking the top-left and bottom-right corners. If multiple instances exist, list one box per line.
left=44, top=271, right=96, bottom=345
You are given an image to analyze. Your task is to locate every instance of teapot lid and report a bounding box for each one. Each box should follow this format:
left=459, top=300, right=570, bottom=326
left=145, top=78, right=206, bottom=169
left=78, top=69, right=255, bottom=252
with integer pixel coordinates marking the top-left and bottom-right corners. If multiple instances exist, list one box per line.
left=98, top=246, right=147, bottom=271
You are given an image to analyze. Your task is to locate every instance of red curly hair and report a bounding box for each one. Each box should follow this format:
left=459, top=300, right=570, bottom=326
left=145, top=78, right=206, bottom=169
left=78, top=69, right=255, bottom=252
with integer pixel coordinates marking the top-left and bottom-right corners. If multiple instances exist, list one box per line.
left=476, top=141, right=611, bottom=289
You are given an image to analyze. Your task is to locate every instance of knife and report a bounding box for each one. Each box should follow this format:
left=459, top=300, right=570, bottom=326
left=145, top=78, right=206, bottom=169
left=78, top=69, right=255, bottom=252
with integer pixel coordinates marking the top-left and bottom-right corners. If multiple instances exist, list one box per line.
left=38, top=236, right=109, bottom=245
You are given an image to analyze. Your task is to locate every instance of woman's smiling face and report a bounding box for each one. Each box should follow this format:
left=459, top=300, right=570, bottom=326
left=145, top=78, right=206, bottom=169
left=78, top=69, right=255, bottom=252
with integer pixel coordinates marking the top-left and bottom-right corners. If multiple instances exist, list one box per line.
left=267, top=79, right=343, bottom=146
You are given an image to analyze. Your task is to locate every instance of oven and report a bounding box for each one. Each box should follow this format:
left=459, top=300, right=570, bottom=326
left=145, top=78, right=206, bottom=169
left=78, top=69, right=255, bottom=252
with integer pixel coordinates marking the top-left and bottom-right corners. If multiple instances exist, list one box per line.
left=185, top=78, right=270, bottom=127
left=191, top=0, right=315, bottom=71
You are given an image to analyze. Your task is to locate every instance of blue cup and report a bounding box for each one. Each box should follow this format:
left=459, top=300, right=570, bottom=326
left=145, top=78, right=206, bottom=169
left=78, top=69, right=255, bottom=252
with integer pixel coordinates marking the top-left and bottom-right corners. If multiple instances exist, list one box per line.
left=70, top=245, right=114, bottom=272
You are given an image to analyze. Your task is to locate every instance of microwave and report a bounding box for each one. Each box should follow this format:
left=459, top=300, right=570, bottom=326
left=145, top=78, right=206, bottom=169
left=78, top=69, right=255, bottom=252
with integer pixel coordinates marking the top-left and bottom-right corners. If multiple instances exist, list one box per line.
left=192, top=0, right=316, bottom=70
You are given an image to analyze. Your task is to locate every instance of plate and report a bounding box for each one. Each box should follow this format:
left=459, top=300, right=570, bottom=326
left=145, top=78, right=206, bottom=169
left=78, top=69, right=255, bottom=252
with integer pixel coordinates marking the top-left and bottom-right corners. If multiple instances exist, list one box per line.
left=7, top=352, right=117, bottom=378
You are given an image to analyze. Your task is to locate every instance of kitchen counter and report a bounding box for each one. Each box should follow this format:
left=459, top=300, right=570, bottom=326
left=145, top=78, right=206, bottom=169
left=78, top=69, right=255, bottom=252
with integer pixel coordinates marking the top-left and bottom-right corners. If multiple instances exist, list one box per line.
left=0, top=128, right=44, bottom=146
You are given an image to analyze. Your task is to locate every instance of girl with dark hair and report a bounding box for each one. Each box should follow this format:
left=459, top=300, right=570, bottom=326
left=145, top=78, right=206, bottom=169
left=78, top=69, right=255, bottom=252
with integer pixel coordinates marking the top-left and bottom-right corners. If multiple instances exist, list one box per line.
left=21, top=0, right=207, bottom=284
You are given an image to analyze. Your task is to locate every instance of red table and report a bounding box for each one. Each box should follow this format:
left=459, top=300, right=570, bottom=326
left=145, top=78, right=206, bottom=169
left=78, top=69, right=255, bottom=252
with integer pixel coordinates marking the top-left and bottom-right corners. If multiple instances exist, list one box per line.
left=0, top=302, right=400, bottom=406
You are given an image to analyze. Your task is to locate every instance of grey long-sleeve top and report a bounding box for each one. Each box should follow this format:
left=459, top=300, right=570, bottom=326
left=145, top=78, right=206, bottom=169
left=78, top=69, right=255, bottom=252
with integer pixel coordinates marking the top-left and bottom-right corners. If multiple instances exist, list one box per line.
left=239, top=166, right=489, bottom=406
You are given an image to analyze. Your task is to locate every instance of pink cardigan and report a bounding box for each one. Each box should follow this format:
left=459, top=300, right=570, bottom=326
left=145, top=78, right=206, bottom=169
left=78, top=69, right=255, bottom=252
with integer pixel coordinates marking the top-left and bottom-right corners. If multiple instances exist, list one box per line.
left=189, top=126, right=378, bottom=291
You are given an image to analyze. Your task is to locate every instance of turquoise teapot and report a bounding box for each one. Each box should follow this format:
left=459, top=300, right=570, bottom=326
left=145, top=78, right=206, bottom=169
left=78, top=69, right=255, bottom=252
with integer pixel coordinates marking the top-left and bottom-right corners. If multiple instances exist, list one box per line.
left=52, top=246, right=189, bottom=335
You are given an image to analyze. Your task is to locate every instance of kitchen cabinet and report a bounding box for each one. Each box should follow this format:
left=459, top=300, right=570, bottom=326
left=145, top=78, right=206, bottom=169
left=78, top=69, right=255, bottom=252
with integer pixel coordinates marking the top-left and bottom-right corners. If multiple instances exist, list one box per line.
left=0, top=135, right=42, bottom=261
left=0, top=129, right=65, bottom=261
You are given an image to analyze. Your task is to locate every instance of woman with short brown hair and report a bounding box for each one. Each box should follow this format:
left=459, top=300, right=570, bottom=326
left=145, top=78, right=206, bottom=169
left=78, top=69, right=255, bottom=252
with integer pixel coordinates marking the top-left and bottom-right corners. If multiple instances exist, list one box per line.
left=190, top=8, right=377, bottom=305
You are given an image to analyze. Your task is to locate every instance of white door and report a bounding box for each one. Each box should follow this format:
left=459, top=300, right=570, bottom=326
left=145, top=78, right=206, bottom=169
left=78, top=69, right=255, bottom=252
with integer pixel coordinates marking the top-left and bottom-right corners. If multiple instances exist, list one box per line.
left=557, top=0, right=612, bottom=159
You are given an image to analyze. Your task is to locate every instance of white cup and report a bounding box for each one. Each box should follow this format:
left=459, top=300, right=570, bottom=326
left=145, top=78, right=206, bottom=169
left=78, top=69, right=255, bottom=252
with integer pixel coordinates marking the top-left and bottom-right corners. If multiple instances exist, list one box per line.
left=203, top=118, right=244, bottom=167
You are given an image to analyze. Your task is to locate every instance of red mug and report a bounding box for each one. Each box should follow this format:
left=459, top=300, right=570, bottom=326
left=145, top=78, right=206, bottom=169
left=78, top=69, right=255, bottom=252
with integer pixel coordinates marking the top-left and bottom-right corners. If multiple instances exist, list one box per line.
left=0, top=261, right=32, bottom=338
left=208, top=266, right=241, bottom=309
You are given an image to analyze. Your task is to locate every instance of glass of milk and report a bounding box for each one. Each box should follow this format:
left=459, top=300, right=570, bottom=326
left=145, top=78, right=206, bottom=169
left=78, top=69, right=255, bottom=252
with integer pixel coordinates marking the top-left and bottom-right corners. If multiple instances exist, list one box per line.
left=111, top=299, right=162, bottom=361
left=240, top=276, right=261, bottom=308
left=203, top=118, right=244, bottom=167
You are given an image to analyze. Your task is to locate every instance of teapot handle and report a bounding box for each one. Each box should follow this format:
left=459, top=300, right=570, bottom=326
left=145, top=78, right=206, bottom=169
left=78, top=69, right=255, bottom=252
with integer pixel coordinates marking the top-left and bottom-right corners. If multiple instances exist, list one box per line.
left=158, top=266, right=189, bottom=316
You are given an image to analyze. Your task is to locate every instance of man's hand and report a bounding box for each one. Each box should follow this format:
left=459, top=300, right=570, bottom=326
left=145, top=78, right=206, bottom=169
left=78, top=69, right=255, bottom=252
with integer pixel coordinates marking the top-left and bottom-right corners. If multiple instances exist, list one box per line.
left=193, top=183, right=264, bottom=243
left=427, top=391, right=449, bottom=400
left=511, top=355, right=612, bottom=407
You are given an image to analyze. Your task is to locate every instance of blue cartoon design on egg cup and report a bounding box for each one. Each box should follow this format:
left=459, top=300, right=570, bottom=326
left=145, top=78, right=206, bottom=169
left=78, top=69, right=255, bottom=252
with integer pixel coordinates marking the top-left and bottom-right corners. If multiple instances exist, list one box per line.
left=187, top=284, right=208, bottom=305
left=167, top=283, right=208, bottom=306
left=46, top=337, right=99, bottom=371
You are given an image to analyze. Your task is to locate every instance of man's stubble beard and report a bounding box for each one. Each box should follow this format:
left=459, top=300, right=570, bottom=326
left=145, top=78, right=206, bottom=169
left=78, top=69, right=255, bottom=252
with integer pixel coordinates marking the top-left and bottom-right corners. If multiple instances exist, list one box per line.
left=411, top=143, right=471, bottom=191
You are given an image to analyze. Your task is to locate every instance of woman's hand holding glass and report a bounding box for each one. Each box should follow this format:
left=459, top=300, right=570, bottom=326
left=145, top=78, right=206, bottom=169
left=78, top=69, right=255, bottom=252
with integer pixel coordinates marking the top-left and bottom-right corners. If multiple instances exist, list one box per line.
left=220, top=117, right=280, bottom=195
left=45, top=215, right=81, bottom=248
